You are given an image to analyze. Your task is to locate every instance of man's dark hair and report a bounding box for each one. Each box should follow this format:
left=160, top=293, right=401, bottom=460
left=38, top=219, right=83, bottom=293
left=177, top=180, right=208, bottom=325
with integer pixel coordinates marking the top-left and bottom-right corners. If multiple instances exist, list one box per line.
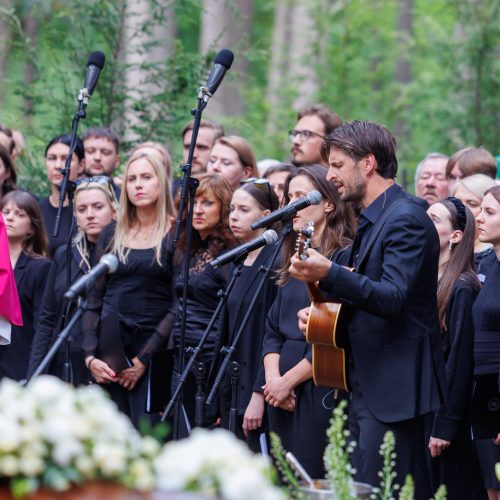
left=297, top=104, right=342, bottom=137
left=83, top=127, right=120, bottom=152
left=181, top=119, right=224, bottom=140
left=321, top=120, right=398, bottom=179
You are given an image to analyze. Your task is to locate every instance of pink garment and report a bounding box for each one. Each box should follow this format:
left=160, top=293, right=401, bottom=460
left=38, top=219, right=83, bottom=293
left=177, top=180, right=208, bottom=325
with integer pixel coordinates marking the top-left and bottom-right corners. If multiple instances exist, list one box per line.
left=0, top=213, right=22, bottom=325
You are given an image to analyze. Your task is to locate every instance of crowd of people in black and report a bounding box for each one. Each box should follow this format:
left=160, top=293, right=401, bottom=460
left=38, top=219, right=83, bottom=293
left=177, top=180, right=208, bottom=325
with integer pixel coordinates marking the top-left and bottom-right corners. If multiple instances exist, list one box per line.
left=0, top=107, right=499, bottom=499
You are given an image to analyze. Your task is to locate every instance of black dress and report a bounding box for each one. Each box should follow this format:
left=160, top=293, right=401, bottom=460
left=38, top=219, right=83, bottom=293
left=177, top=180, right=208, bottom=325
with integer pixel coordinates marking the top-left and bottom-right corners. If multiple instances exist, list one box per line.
left=170, top=239, right=230, bottom=432
left=262, top=278, right=335, bottom=479
left=218, top=244, right=279, bottom=450
left=0, top=252, right=51, bottom=381
left=27, top=243, right=95, bottom=385
left=475, top=247, right=497, bottom=281
left=82, top=226, right=176, bottom=428
left=424, top=278, right=483, bottom=499
left=38, top=198, right=75, bottom=257
left=471, top=259, right=500, bottom=491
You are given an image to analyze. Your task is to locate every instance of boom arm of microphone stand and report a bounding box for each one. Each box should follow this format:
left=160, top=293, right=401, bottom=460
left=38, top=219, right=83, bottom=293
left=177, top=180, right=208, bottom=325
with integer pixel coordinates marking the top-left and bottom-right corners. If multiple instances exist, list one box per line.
left=205, top=222, right=292, bottom=406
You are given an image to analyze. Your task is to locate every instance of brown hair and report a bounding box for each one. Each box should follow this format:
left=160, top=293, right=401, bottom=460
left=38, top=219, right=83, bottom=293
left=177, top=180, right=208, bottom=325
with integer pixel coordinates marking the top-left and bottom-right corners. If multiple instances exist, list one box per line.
left=484, top=185, right=500, bottom=204
left=214, top=135, right=258, bottom=179
left=276, top=165, right=356, bottom=285
left=182, top=119, right=224, bottom=141
left=297, top=105, right=342, bottom=136
left=0, top=125, right=15, bottom=155
left=446, top=147, right=497, bottom=179
left=436, top=198, right=479, bottom=328
left=175, top=173, right=236, bottom=262
left=1, top=190, right=49, bottom=258
left=83, top=127, right=120, bottom=152
left=321, top=120, right=398, bottom=179
left=0, top=144, right=17, bottom=195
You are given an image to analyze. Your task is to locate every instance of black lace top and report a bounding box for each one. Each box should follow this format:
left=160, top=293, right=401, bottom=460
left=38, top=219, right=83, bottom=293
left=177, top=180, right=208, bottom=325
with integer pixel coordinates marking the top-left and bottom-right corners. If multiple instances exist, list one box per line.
left=82, top=225, right=176, bottom=365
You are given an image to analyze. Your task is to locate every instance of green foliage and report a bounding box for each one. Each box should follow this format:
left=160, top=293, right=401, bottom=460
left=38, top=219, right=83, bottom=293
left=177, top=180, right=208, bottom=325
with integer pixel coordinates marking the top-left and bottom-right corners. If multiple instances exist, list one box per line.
left=433, top=484, right=447, bottom=500
left=398, top=475, right=414, bottom=500
left=323, top=399, right=356, bottom=499
left=269, top=432, right=304, bottom=499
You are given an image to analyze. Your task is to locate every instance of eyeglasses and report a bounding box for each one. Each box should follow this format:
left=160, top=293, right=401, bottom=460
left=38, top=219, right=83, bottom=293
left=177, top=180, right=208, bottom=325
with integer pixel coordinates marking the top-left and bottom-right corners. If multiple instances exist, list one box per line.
left=240, top=177, right=274, bottom=207
left=288, top=129, right=325, bottom=142
left=75, top=175, right=112, bottom=186
left=75, top=175, right=118, bottom=204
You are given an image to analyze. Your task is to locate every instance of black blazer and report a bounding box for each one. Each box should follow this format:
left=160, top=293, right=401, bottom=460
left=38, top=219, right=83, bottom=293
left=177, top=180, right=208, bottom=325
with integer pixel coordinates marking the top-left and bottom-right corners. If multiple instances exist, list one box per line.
left=27, top=245, right=92, bottom=380
left=320, top=188, right=446, bottom=423
left=0, top=252, right=51, bottom=381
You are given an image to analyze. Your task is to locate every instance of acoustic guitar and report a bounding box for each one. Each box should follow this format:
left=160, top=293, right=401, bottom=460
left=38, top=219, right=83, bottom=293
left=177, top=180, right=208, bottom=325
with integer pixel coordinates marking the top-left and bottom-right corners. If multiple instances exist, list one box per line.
left=296, top=222, right=350, bottom=391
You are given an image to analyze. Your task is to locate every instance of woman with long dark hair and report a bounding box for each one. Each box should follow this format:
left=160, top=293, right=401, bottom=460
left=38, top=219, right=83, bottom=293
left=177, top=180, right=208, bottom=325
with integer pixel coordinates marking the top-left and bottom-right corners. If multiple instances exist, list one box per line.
left=38, top=134, right=85, bottom=256
left=218, top=178, right=280, bottom=449
left=82, top=152, right=175, bottom=428
left=425, top=197, right=482, bottom=497
left=472, top=186, right=500, bottom=499
left=170, top=173, right=236, bottom=434
left=28, top=177, right=117, bottom=385
left=0, top=191, right=51, bottom=381
left=262, top=165, right=355, bottom=478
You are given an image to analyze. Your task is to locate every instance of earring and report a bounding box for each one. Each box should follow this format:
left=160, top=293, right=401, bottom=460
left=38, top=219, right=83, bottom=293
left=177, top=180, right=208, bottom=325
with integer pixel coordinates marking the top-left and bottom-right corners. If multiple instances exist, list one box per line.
left=448, top=241, right=453, bottom=250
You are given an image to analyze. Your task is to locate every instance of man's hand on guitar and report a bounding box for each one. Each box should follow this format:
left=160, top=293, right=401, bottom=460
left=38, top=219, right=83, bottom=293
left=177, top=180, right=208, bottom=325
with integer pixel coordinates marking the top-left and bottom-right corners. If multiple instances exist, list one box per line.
left=289, top=248, right=331, bottom=283
left=297, top=307, right=310, bottom=334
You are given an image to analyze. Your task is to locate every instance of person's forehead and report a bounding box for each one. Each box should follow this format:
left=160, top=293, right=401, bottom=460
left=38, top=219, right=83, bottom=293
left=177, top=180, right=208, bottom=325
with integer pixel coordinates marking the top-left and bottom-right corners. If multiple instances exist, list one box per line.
left=421, top=159, right=447, bottom=173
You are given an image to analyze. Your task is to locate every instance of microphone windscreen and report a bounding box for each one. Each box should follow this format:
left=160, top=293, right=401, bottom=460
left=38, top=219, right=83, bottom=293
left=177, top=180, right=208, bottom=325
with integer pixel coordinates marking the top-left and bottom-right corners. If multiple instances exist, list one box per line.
left=307, top=190, right=322, bottom=205
left=88, top=51, right=106, bottom=69
left=215, top=49, right=234, bottom=70
left=263, top=229, right=279, bottom=244
left=100, top=254, right=119, bottom=273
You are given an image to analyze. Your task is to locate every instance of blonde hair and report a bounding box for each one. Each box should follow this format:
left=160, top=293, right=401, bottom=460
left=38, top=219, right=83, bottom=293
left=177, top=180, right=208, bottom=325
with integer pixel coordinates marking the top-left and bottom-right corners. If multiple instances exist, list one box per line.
left=113, top=152, right=174, bottom=264
left=130, top=141, right=173, bottom=181
left=456, top=173, right=497, bottom=199
left=73, top=179, right=118, bottom=268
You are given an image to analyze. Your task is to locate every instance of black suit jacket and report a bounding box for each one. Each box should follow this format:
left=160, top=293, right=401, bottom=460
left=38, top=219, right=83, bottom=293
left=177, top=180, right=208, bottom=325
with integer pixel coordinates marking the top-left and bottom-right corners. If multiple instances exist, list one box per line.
left=0, top=252, right=51, bottom=380
left=320, top=187, right=446, bottom=423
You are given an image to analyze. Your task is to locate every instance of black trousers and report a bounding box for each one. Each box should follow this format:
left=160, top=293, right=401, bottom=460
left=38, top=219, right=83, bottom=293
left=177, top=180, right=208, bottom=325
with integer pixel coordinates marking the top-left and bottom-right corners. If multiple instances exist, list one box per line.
left=348, top=364, right=432, bottom=500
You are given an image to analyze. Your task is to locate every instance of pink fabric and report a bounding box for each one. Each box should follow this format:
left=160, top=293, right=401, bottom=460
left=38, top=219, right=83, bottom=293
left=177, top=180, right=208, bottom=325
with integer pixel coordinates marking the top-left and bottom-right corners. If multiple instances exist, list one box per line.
left=0, top=213, right=22, bottom=325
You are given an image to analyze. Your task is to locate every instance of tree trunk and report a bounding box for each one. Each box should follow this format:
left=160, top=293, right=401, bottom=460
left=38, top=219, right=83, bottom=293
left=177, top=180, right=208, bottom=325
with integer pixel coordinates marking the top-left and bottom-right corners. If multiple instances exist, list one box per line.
left=118, top=0, right=176, bottom=143
left=266, top=0, right=292, bottom=135
left=288, top=2, right=319, bottom=111
left=199, top=0, right=254, bottom=118
left=0, top=0, right=13, bottom=106
left=21, top=13, right=38, bottom=121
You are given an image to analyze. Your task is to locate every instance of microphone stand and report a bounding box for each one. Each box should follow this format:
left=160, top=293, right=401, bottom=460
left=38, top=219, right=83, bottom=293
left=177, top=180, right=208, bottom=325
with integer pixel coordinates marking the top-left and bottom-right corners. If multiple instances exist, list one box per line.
left=28, top=298, right=86, bottom=382
left=205, top=222, right=292, bottom=427
left=161, top=257, right=245, bottom=426
left=168, top=85, right=211, bottom=440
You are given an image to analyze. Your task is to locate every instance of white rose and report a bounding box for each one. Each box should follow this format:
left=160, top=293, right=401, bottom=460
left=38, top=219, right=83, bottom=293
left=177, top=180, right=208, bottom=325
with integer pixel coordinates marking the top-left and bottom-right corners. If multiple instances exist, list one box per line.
left=52, top=438, right=83, bottom=467
left=0, top=455, right=19, bottom=476
left=0, top=419, right=22, bottom=452
left=18, top=454, right=44, bottom=476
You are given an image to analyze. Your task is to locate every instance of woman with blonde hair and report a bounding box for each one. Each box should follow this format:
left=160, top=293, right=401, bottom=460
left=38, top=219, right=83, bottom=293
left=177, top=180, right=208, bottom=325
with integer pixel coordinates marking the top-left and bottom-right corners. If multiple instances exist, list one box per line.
left=28, top=176, right=117, bottom=385
left=82, top=152, right=176, bottom=427
left=207, top=135, right=258, bottom=189
left=453, top=173, right=498, bottom=277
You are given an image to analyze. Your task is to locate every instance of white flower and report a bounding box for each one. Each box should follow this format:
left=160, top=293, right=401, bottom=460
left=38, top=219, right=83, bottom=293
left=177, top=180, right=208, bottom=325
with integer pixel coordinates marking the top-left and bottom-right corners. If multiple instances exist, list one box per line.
left=0, top=455, right=19, bottom=476
left=52, top=438, right=83, bottom=467
left=92, top=442, right=128, bottom=477
left=0, top=419, right=22, bottom=452
left=18, top=453, right=44, bottom=476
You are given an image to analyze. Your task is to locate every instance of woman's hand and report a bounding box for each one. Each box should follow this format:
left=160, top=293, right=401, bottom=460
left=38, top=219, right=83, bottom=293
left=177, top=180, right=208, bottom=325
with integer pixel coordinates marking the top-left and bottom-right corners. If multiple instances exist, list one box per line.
left=428, top=436, right=451, bottom=457
left=242, top=392, right=265, bottom=437
left=116, top=357, right=146, bottom=391
left=262, top=375, right=294, bottom=407
left=87, top=357, right=117, bottom=384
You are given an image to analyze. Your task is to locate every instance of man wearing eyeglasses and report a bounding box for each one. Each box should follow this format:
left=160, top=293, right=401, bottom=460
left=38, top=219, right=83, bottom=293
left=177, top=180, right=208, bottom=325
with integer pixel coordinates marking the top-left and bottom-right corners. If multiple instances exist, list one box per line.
left=289, top=104, right=342, bottom=167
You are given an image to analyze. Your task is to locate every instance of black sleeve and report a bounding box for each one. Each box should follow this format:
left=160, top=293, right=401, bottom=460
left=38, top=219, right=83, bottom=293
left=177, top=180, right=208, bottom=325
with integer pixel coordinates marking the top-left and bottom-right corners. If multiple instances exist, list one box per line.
left=262, top=289, right=284, bottom=358
left=81, top=227, right=114, bottom=358
left=320, top=211, right=433, bottom=318
left=28, top=252, right=62, bottom=378
left=432, top=283, right=477, bottom=441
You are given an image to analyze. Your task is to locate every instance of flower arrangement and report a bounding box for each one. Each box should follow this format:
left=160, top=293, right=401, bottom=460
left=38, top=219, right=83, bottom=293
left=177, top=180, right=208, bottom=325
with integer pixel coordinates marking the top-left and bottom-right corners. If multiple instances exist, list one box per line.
left=154, top=427, right=285, bottom=500
left=0, top=377, right=159, bottom=498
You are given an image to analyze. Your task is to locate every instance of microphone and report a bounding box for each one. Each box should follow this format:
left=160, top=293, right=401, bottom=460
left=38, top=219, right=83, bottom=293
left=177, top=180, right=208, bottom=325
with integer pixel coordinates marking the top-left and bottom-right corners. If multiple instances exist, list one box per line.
left=251, top=191, right=322, bottom=230
left=79, top=51, right=106, bottom=104
left=210, top=230, right=278, bottom=269
left=205, top=49, right=234, bottom=97
left=64, top=253, right=119, bottom=301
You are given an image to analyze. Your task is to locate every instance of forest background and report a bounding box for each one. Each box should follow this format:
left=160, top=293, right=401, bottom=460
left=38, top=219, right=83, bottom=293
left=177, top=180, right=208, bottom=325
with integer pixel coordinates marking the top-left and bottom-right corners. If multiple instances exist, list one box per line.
left=0, top=0, right=498, bottom=196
